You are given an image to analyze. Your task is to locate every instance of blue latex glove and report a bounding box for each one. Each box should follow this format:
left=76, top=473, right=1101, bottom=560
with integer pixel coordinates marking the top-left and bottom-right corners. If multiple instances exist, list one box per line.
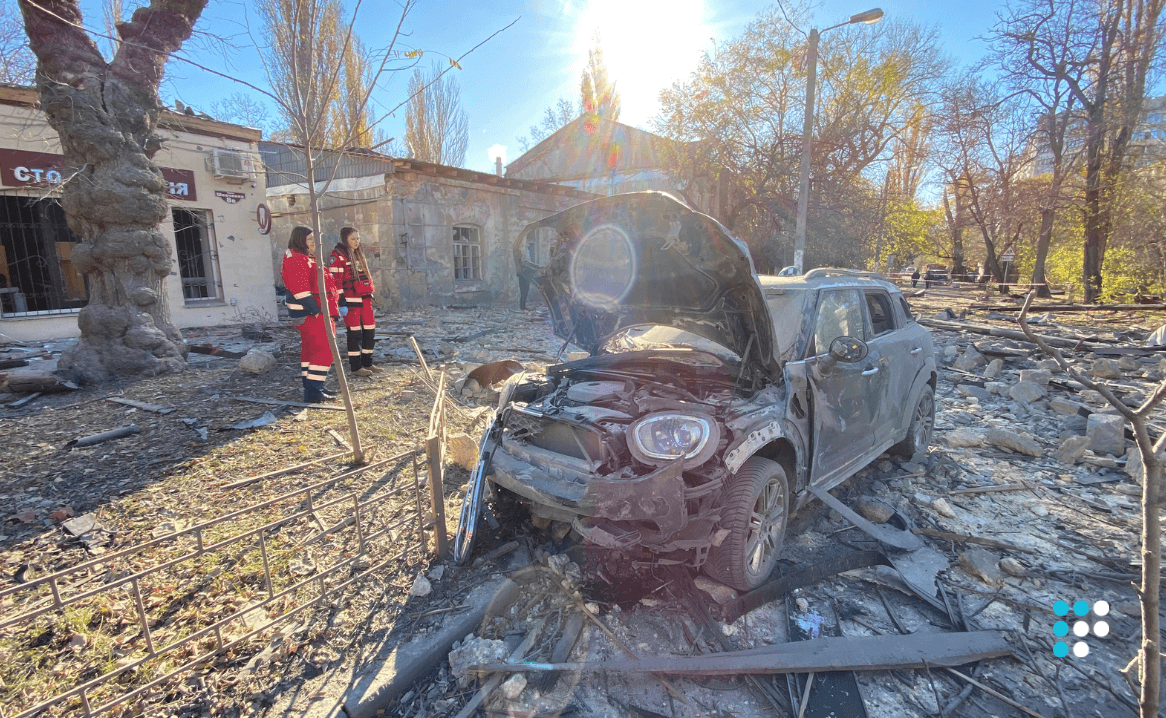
left=339, top=306, right=349, bottom=316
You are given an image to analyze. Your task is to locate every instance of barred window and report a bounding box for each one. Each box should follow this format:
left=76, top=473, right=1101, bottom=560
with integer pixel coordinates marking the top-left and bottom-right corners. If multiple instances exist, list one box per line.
left=453, top=225, right=481, bottom=281
left=173, top=208, right=222, bottom=303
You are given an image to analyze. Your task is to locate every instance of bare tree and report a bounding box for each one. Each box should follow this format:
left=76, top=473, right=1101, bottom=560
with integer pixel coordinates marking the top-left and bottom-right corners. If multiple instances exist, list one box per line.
left=209, top=91, right=273, bottom=134
left=404, top=62, right=469, bottom=166
left=17, top=0, right=205, bottom=380
left=517, top=97, right=576, bottom=153
left=258, top=0, right=346, bottom=146
left=936, top=73, right=1034, bottom=283
left=1018, top=293, right=1163, bottom=717
left=989, top=0, right=1090, bottom=297
left=0, top=3, right=35, bottom=84
left=1058, top=0, right=1165, bottom=302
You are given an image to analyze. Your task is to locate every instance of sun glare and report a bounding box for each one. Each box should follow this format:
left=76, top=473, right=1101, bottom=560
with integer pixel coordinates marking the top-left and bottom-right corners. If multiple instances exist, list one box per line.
left=571, top=0, right=710, bottom=125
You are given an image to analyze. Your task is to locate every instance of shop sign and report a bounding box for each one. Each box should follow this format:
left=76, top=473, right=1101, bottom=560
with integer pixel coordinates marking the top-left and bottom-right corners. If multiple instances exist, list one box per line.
left=0, top=148, right=198, bottom=201
left=215, top=190, right=246, bottom=204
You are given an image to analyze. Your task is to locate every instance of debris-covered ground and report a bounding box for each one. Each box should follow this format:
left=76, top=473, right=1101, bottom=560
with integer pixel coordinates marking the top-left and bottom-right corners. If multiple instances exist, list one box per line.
left=2, top=284, right=1163, bottom=717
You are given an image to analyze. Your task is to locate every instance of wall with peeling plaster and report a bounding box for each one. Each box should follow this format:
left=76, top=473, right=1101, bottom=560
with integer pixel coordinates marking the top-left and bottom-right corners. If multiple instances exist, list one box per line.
left=266, top=168, right=584, bottom=310
left=0, top=87, right=277, bottom=342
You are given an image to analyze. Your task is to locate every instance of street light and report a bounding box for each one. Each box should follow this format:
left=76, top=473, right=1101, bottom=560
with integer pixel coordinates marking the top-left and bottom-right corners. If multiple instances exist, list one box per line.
left=792, top=8, right=884, bottom=274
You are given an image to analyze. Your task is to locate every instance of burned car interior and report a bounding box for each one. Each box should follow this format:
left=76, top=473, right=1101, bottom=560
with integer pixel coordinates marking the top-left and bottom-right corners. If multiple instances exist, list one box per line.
left=456, top=192, right=937, bottom=594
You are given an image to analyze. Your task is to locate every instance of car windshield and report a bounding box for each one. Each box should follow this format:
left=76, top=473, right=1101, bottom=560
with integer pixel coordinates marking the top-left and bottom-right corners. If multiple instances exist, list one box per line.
left=602, top=325, right=741, bottom=364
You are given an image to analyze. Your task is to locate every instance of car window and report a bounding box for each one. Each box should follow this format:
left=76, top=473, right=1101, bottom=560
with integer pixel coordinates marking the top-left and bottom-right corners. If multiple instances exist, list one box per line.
left=865, top=292, right=896, bottom=336
left=812, top=289, right=865, bottom=356
left=898, top=295, right=915, bottom=323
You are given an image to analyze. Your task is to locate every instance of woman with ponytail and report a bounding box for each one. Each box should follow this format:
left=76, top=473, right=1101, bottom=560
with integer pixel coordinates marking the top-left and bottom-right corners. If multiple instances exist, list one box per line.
left=329, top=227, right=380, bottom=377
left=282, top=226, right=340, bottom=402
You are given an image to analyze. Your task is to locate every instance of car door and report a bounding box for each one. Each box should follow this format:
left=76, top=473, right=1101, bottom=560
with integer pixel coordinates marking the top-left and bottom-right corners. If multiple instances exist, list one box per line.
left=805, top=288, right=875, bottom=483
left=862, top=289, right=902, bottom=449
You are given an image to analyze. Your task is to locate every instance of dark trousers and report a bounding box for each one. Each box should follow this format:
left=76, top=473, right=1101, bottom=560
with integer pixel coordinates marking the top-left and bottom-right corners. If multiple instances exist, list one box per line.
left=518, top=274, right=531, bottom=310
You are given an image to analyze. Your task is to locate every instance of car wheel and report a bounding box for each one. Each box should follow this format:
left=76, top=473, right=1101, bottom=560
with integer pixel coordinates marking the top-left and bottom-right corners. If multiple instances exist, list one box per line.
left=892, top=385, right=935, bottom=457
left=705, top=457, right=789, bottom=592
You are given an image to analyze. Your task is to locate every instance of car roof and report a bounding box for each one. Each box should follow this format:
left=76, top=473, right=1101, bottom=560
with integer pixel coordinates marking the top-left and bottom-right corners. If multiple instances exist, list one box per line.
left=759, top=268, right=903, bottom=295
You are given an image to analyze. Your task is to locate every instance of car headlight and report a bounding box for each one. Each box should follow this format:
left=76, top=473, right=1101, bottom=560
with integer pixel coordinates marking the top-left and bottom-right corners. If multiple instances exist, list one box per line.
left=628, top=412, right=720, bottom=466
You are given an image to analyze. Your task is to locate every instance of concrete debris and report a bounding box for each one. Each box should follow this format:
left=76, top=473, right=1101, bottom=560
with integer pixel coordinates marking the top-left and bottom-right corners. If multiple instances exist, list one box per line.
left=1030, top=504, right=1049, bottom=517
left=852, top=496, right=895, bottom=524
left=953, top=348, right=987, bottom=372
left=61, top=513, right=97, bottom=537
left=447, top=432, right=480, bottom=470
left=448, top=636, right=509, bottom=686
left=1090, top=359, right=1124, bottom=379
left=227, top=412, right=277, bottom=430
left=999, top=557, right=1027, bottom=577
left=1053, top=435, right=1091, bottom=465
left=932, top=497, right=957, bottom=518
left=1049, top=397, right=1086, bottom=416
left=958, top=548, right=1004, bottom=588
left=983, top=357, right=1004, bottom=379
left=499, top=673, right=527, bottom=700
left=410, top=573, right=432, bottom=597
left=238, top=349, right=277, bottom=374
left=1035, top=358, right=1061, bottom=373
left=1019, top=369, right=1052, bottom=386
left=693, top=575, right=738, bottom=605
left=984, top=428, right=1043, bottom=457
left=945, top=428, right=984, bottom=448
left=1008, top=380, right=1047, bottom=405
left=1086, top=413, right=1127, bottom=456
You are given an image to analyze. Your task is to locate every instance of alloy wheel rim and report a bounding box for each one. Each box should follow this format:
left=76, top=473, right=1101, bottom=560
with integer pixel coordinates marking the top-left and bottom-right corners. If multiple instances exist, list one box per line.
left=744, top=476, right=786, bottom=579
left=914, top=393, right=935, bottom=449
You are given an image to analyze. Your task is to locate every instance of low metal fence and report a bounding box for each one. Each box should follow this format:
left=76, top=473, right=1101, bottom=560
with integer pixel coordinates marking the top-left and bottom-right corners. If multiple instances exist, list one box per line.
left=0, top=446, right=436, bottom=718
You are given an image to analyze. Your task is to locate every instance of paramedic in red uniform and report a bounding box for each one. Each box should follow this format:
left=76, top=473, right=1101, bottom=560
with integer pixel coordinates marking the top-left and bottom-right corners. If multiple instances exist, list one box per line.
left=282, top=226, right=340, bottom=403
left=330, top=226, right=381, bottom=377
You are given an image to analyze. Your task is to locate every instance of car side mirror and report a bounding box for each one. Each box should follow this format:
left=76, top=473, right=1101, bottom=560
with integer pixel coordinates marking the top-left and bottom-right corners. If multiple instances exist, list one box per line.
left=828, top=336, right=869, bottom=364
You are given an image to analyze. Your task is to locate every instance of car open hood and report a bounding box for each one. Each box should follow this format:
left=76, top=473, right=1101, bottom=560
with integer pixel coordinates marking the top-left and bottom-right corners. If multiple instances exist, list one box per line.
left=515, top=192, right=780, bottom=379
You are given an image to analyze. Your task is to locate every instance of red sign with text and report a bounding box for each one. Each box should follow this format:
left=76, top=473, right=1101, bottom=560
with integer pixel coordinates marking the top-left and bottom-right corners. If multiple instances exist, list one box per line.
left=0, top=148, right=197, bottom=201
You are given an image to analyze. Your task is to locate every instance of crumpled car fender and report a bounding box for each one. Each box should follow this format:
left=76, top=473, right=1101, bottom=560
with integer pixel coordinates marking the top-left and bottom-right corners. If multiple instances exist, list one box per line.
left=724, top=420, right=785, bottom=474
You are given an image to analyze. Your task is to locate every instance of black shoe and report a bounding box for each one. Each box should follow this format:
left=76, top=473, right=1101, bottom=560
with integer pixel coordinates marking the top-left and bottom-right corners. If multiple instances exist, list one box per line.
left=320, top=388, right=338, bottom=398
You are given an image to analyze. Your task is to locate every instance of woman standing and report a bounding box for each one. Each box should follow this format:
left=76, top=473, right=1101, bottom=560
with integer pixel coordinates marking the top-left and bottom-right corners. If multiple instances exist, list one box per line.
left=330, top=227, right=381, bottom=377
left=282, top=226, right=340, bottom=402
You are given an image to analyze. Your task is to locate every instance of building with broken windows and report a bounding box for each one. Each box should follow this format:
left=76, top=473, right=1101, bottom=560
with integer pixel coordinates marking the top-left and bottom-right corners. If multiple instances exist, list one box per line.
left=259, top=143, right=594, bottom=310
left=0, top=85, right=276, bottom=342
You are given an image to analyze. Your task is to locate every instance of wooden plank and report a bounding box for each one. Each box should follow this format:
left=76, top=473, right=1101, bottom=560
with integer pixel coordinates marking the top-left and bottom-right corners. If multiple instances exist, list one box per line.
left=949, top=483, right=1029, bottom=496
left=918, top=318, right=1098, bottom=351
left=473, top=630, right=1012, bottom=676
left=409, top=335, right=432, bottom=382
left=106, top=397, right=176, bottom=414
left=913, top=527, right=1036, bottom=554
left=9, top=391, right=41, bottom=408
left=232, top=396, right=345, bottom=411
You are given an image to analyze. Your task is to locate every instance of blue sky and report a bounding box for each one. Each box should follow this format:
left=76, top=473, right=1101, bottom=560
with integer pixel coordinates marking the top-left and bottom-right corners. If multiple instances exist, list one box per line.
left=79, top=1, right=1004, bottom=175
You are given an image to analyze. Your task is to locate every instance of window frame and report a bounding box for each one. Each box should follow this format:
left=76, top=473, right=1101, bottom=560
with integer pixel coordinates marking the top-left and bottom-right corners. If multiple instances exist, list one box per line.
left=172, top=207, right=223, bottom=304
left=452, top=224, right=483, bottom=281
left=864, top=290, right=897, bottom=337
left=808, top=287, right=868, bottom=357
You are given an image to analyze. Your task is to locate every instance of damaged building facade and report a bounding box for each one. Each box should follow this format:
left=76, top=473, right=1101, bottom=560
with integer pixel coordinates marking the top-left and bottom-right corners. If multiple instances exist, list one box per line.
left=260, top=143, right=593, bottom=310
left=504, top=116, right=723, bottom=219
left=0, top=85, right=276, bottom=342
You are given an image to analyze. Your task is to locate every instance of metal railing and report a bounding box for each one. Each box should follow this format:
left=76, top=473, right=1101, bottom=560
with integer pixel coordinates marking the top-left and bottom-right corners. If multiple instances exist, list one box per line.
left=0, top=447, right=433, bottom=718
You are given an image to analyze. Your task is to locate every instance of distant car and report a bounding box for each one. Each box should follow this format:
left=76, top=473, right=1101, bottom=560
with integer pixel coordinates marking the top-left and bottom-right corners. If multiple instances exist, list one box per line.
left=778, top=265, right=800, bottom=276
left=455, top=192, right=937, bottom=591
left=924, top=268, right=950, bottom=286
left=903, top=266, right=916, bottom=275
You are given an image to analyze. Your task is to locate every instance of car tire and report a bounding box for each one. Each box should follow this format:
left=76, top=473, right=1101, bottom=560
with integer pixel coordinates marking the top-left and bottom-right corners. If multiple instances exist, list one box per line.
left=891, top=385, right=935, bottom=458
left=705, top=457, right=789, bottom=592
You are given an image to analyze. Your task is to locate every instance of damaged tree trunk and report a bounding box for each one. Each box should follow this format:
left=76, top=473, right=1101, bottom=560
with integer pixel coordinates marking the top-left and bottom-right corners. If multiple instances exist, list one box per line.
left=1018, top=292, right=1161, bottom=716
left=17, top=1, right=206, bottom=380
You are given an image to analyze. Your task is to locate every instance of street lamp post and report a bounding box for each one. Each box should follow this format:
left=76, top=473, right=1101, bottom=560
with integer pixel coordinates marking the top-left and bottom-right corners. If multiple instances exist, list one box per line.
left=793, top=8, right=884, bottom=274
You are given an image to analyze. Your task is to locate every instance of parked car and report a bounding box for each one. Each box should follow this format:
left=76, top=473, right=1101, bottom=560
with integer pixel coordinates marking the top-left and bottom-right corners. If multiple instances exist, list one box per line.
left=454, top=192, right=937, bottom=591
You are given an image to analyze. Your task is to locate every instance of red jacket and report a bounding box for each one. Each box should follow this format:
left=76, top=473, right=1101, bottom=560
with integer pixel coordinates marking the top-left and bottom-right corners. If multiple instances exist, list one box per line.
left=329, top=244, right=375, bottom=303
left=282, top=249, right=340, bottom=318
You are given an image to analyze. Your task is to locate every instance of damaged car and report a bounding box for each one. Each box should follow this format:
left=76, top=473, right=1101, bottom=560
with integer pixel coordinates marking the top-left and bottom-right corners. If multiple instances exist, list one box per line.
left=454, top=192, right=936, bottom=592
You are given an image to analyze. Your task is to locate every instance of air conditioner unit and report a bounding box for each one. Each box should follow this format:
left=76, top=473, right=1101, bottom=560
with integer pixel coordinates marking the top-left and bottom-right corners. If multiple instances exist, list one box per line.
left=210, top=148, right=252, bottom=183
